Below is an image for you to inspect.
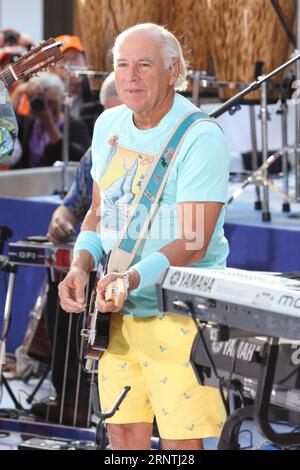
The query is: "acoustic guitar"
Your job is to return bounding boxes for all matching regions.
[0,37,63,87]
[82,275,126,370]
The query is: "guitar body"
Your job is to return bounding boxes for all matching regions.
[83,286,111,363]
[82,271,125,369]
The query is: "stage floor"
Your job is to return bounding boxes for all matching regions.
[225,175,300,272]
[0,376,297,451]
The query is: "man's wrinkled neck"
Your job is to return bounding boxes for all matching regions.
[133,91,175,130]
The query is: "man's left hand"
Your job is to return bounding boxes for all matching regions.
[96,270,140,313]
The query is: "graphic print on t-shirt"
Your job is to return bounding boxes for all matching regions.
[99,145,154,234]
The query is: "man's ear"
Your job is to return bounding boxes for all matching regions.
[169,60,180,85]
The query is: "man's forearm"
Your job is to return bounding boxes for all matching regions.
[71,206,101,273]
[72,250,95,274]
[160,238,206,267]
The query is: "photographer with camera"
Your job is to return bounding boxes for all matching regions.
[0,28,33,49]
[14,72,91,169]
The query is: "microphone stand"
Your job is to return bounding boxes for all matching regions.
[209,53,300,119]
[61,62,71,195]
[208,53,300,220]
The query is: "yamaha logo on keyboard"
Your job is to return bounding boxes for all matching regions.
[278,295,300,310]
[212,339,262,362]
[170,270,215,293]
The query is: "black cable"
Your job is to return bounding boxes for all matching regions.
[270,0,297,48]
[227,339,240,403]
[238,429,254,450]
[188,310,230,416]
[278,364,300,386]
[237,388,246,408]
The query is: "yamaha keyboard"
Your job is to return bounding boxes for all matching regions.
[156,267,300,340]
[157,267,300,446]
[191,329,300,414]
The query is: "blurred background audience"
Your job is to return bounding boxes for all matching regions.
[1,29,101,171]
[13,72,91,169]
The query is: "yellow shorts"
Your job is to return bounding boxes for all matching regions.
[98,313,226,440]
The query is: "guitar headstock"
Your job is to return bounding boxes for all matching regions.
[105,278,126,308]
[1,37,63,85]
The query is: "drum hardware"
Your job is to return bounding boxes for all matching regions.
[227,146,297,206]
[209,53,300,119]
[249,105,262,210]
[280,98,290,213]
[205,53,300,218]
[25,365,51,406]
[191,70,201,106]
[190,53,300,212]
[260,79,271,222]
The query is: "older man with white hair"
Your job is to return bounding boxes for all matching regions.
[59,23,230,450]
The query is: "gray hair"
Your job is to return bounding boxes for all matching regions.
[29,72,65,97]
[112,23,188,92]
[99,72,117,106]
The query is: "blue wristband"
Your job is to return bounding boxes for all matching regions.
[131,252,170,290]
[73,231,103,269]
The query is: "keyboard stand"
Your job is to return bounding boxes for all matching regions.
[218,336,300,449]
[0,258,24,410]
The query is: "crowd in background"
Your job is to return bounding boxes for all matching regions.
[0,27,102,171]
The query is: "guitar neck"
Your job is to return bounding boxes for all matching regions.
[0,67,16,88]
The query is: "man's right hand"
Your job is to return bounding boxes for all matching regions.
[48,216,75,244]
[58,267,89,313]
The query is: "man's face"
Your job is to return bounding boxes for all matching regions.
[114,31,174,116]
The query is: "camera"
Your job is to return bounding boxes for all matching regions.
[3,30,19,45]
[29,93,46,113]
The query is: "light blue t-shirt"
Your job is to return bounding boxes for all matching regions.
[91,93,230,317]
